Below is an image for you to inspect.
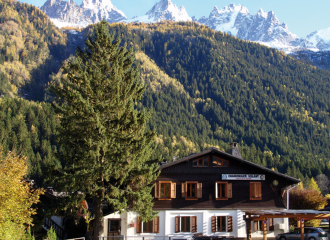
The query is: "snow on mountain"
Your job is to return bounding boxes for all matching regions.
[40,0,127,28]
[125,0,191,23]
[305,27,330,51]
[81,0,127,24]
[41,0,92,28]
[198,4,303,53]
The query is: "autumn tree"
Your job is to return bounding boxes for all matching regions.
[50,20,159,239]
[289,187,327,227]
[0,147,44,239]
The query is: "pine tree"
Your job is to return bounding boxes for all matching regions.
[50,21,160,239]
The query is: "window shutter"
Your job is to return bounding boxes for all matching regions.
[211,216,216,233]
[227,216,233,232]
[250,182,255,200]
[197,183,202,198]
[215,182,218,199]
[154,182,159,198]
[256,182,262,199]
[269,218,274,231]
[253,221,258,232]
[227,183,232,198]
[175,216,180,233]
[192,216,197,232]
[137,216,142,233]
[154,217,159,233]
[171,182,176,198]
[181,183,186,198]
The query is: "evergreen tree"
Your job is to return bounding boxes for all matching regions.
[49,21,159,239]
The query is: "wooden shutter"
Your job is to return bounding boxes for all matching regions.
[192,216,197,232]
[211,216,216,232]
[227,183,232,198]
[250,182,262,200]
[154,216,159,233]
[197,183,202,198]
[171,182,176,198]
[215,182,218,199]
[256,182,262,199]
[181,183,186,198]
[137,216,142,233]
[227,216,233,232]
[269,218,274,231]
[175,216,180,233]
[253,221,258,232]
[154,182,159,198]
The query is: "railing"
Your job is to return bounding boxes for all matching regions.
[44,217,65,239]
[98,236,168,240]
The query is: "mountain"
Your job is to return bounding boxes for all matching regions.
[40,0,127,28]
[305,27,330,51]
[3,0,330,184]
[198,4,301,52]
[126,0,191,23]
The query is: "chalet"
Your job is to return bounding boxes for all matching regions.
[103,143,302,240]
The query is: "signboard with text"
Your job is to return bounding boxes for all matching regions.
[222,174,265,180]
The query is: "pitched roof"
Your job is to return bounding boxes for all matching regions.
[159,147,300,183]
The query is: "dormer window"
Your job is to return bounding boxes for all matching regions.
[192,157,209,167]
[212,156,229,167]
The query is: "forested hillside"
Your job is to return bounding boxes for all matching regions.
[0,0,67,99]
[1,0,330,184]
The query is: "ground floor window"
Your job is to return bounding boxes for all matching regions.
[175,216,197,233]
[136,216,159,233]
[211,216,233,232]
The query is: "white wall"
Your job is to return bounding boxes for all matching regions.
[103,210,289,238]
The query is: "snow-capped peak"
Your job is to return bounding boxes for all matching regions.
[126,0,191,23]
[81,0,115,10]
[257,8,267,18]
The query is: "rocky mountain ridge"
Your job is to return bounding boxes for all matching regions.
[40,0,127,28]
[40,0,330,55]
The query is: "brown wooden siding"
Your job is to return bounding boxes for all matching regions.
[152,152,294,210]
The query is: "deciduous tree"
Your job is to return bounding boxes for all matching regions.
[0,147,44,239]
[50,20,159,239]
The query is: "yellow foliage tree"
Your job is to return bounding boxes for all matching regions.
[309,177,321,194]
[0,147,44,239]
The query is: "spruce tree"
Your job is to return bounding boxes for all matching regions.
[50,21,159,239]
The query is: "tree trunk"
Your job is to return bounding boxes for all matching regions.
[93,194,104,240]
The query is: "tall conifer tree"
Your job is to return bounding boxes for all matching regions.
[50,21,159,239]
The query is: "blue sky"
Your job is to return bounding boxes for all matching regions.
[19,0,330,37]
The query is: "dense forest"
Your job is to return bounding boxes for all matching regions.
[1,0,330,186]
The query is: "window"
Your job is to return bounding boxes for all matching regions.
[136,216,159,233]
[192,157,209,167]
[215,182,232,200]
[175,216,197,233]
[154,181,176,200]
[253,221,263,232]
[181,181,202,200]
[250,182,262,200]
[253,219,273,232]
[212,156,229,167]
[211,216,233,232]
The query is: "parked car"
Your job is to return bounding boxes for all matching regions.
[275,227,328,240]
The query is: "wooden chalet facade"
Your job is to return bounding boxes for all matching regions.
[103,144,300,240]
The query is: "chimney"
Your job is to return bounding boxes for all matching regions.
[228,142,242,159]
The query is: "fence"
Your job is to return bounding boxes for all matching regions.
[98,236,169,240]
